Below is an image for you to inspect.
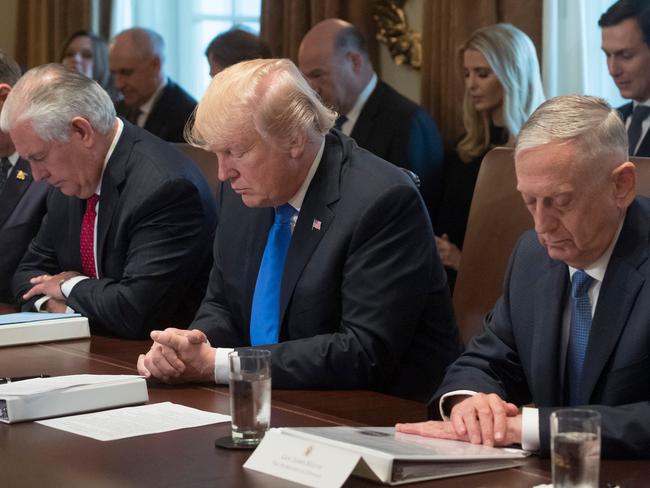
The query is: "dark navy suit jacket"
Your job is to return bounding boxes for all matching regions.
[191,131,461,401]
[116,79,196,143]
[618,102,650,157]
[0,158,48,303]
[13,121,217,338]
[350,80,444,221]
[435,198,650,458]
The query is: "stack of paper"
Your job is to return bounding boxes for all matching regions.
[0,312,89,347]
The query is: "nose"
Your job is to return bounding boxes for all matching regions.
[73,52,83,63]
[532,201,558,235]
[216,154,236,182]
[466,73,477,91]
[608,56,621,77]
[113,74,126,90]
[30,164,48,182]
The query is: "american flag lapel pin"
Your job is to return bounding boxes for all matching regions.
[311,218,322,231]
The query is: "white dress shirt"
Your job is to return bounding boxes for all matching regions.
[338,74,377,136]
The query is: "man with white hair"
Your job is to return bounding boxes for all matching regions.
[1,64,216,338]
[397,95,650,458]
[109,27,196,142]
[137,58,460,401]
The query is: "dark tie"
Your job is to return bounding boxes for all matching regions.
[80,194,99,278]
[126,107,142,126]
[627,105,650,155]
[334,114,348,131]
[0,157,11,194]
[566,270,594,405]
[249,204,295,345]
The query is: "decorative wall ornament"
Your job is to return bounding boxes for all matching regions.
[374,0,422,69]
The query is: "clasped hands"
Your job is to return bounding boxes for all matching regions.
[396,393,522,447]
[137,328,216,383]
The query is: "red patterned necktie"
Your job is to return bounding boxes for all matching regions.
[80,194,99,278]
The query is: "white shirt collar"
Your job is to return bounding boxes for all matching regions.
[568,216,625,283]
[632,99,650,109]
[340,73,377,136]
[287,137,325,212]
[7,151,19,166]
[138,78,168,120]
[95,118,124,196]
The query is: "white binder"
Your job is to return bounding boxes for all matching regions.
[0,376,148,423]
[0,313,90,347]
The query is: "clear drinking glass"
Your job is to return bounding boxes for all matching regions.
[228,348,271,446]
[550,408,601,488]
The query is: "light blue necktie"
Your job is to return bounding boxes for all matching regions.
[566,270,594,406]
[250,204,295,345]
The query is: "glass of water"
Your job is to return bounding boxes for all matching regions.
[228,349,271,446]
[550,408,601,488]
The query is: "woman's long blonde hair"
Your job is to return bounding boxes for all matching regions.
[457,23,545,162]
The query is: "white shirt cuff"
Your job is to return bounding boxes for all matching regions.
[438,390,477,419]
[214,347,234,384]
[521,407,540,451]
[34,296,49,311]
[60,276,89,297]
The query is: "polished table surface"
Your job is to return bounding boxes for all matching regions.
[0,336,648,487]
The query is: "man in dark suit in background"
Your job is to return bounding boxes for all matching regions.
[600,0,650,156]
[109,27,196,143]
[1,64,217,338]
[0,51,48,304]
[397,96,650,458]
[297,18,444,221]
[137,59,460,401]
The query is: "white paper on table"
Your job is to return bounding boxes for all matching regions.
[36,401,230,441]
[0,374,144,396]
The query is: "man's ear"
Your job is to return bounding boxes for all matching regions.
[611,161,636,208]
[0,83,12,103]
[288,130,307,160]
[346,51,363,74]
[70,116,95,147]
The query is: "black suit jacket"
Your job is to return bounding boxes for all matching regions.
[434,198,650,458]
[116,79,197,143]
[618,102,650,157]
[13,121,217,338]
[0,158,48,303]
[350,80,444,220]
[191,132,461,402]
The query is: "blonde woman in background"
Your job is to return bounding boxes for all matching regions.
[435,23,544,290]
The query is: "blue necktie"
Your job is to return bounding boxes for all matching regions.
[566,270,594,406]
[250,204,295,345]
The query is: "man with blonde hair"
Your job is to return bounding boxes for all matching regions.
[397,95,650,458]
[137,58,460,401]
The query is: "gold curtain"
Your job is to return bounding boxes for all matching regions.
[422,0,543,149]
[15,0,92,69]
[260,0,378,65]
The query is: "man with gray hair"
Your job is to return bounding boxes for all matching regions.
[1,64,216,338]
[0,50,48,304]
[298,18,444,220]
[136,58,460,401]
[397,95,650,458]
[109,27,196,142]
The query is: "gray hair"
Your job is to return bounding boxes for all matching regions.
[515,95,628,168]
[187,58,336,150]
[0,50,21,86]
[112,27,165,64]
[0,63,115,142]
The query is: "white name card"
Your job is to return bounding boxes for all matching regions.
[244,428,361,488]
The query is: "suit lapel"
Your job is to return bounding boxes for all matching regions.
[278,134,343,326]
[95,123,134,277]
[350,82,382,147]
[530,259,569,406]
[0,159,33,228]
[580,202,648,403]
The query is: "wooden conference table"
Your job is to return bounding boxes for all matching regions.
[0,334,648,487]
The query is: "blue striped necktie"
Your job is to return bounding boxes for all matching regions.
[250,204,295,345]
[566,269,594,405]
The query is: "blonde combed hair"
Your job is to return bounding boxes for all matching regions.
[457,23,545,162]
[185,58,336,151]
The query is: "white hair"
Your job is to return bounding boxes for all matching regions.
[0,63,115,142]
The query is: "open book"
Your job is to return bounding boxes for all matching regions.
[0,312,89,347]
[272,426,529,485]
